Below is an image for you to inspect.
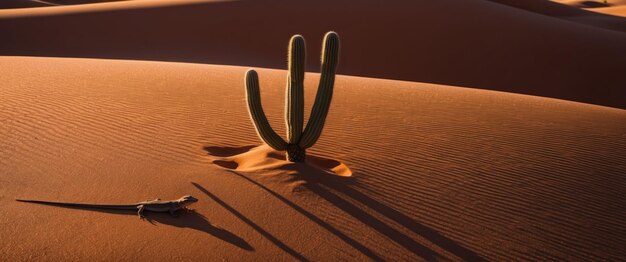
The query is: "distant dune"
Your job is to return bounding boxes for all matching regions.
[0,0,133,9]
[0,0,52,9]
[1,56,624,260]
[1,0,625,108]
[555,0,626,8]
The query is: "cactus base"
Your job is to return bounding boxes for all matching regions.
[286,144,306,162]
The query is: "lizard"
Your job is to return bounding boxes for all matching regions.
[15,195,198,219]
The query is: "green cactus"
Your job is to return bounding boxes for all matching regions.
[245,31,340,162]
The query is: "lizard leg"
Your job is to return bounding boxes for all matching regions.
[137,205,146,219]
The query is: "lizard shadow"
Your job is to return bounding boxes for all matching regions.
[146,212,254,251]
[192,182,308,261]
[29,204,254,251]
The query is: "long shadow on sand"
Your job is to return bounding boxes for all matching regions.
[205,145,485,261]
[15,201,253,251]
[192,182,309,262]
[302,172,487,261]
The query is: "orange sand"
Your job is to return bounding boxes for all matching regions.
[550,0,626,21]
[1,56,624,260]
[1,0,625,260]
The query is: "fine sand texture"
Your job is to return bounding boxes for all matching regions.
[1,56,625,261]
[1,0,626,108]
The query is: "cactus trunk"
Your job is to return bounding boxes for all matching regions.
[285,144,306,162]
[286,35,306,144]
[245,70,286,151]
[299,32,340,149]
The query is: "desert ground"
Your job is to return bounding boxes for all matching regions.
[1,0,625,261]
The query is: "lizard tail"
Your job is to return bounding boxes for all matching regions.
[15,199,137,210]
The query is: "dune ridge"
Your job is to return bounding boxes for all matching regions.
[1,56,624,260]
[555,0,626,8]
[1,0,626,108]
[487,0,626,32]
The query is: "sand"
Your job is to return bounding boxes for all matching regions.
[555,0,626,8]
[1,0,625,261]
[1,0,626,108]
[551,0,626,18]
[1,56,624,261]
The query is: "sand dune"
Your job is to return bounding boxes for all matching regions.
[1,0,625,108]
[1,0,625,260]
[1,56,624,260]
[0,0,54,9]
[488,0,626,32]
[0,0,134,9]
[585,5,626,17]
[558,0,626,17]
[555,0,626,8]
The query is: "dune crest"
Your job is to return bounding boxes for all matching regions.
[1,0,626,108]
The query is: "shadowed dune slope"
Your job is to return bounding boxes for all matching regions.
[0,0,53,9]
[1,56,625,260]
[0,0,52,8]
[487,0,626,31]
[1,0,625,108]
[0,0,132,9]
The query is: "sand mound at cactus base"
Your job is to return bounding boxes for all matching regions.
[206,145,353,178]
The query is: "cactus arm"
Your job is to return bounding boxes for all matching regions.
[299,31,340,149]
[286,35,306,144]
[245,69,286,151]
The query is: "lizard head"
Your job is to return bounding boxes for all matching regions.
[179,195,199,206]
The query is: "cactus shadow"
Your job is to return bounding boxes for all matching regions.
[578,1,610,7]
[204,145,485,261]
[204,145,257,157]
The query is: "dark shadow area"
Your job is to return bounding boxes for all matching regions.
[486,0,616,17]
[298,164,485,261]
[304,177,487,261]
[213,159,239,169]
[15,200,254,251]
[207,147,486,260]
[1,0,625,108]
[192,182,309,262]
[0,0,130,9]
[579,1,610,8]
[212,171,385,261]
[204,145,256,157]
[227,168,440,260]
[203,145,441,259]
[0,0,54,9]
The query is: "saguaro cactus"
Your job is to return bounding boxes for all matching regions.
[245,31,340,162]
